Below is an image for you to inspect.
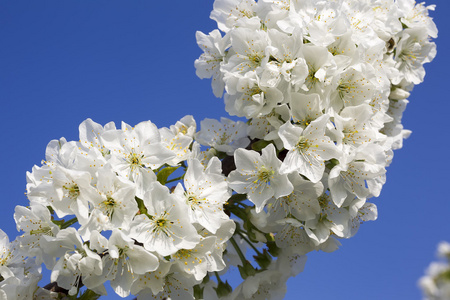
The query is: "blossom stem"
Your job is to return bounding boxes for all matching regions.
[215,271,223,283]
[60,217,78,229]
[237,231,262,255]
[229,236,247,266]
[238,225,266,237]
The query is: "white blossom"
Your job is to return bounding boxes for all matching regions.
[279,114,341,182]
[129,182,201,257]
[195,117,250,155]
[228,144,292,212]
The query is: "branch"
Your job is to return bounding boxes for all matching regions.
[43,282,69,295]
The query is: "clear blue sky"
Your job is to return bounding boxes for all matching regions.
[0,1,449,299]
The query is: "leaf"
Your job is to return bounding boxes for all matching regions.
[227,193,247,204]
[135,196,148,215]
[251,139,272,152]
[156,166,179,185]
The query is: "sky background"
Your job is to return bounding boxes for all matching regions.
[0,1,449,299]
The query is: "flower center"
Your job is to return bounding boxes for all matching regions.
[249,86,262,97]
[30,226,53,236]
[238,9,254,19]
[101,196,116,218]
[128,152,143,170]
[156,218,167,228]
[343,129,360,144]
[174,249,192,260]
[248,54,263,67]
[118,246,129,258]
[219,131,232,144]
[317,193,331,222]
[328,46,340,56]
[305,63,319,89]
[297,116,314,128]
[152,214,173,236]
[0,249,11,266]
[398,49,418,64]
[254,166,274,184]
[186,194,200,209]
[296,136,310,152]
[318,193,330,208]
[63,183,80,200]
[338,81,356,99]
[179,125,188,135]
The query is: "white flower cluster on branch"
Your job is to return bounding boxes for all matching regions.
[194,0,437,298]
[0,0,438,299]
[18,117,237,299]
[419,242,450,300]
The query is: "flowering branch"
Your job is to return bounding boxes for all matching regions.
[0,0,438,299]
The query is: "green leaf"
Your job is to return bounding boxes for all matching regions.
[135,196,148,215]
[156,166,179,185]
[227,193,247,204]
[226,205,247,220]
[251,140,271,152]
[77,289,101,300]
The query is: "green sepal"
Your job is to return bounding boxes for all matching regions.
[254,249,272,269]
[267,240,281,257]
[325,158,340,170]
[193,284,204,300]
[214,280,233,298]
[238,261,257,279]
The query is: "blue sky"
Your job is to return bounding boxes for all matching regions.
[0,1,449,299]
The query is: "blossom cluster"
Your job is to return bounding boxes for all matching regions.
[7,117,236,299]
[0,0,438,299]
[193,0,437,298]
[419,242,450,300]
[0,228,54,299]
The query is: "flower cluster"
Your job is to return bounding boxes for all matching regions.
[0,0,438,299]
[0,229,55,299]
[12,117,235,299]
[419,242,450,300]
[195,0,438,159]
[193,0,437,298]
